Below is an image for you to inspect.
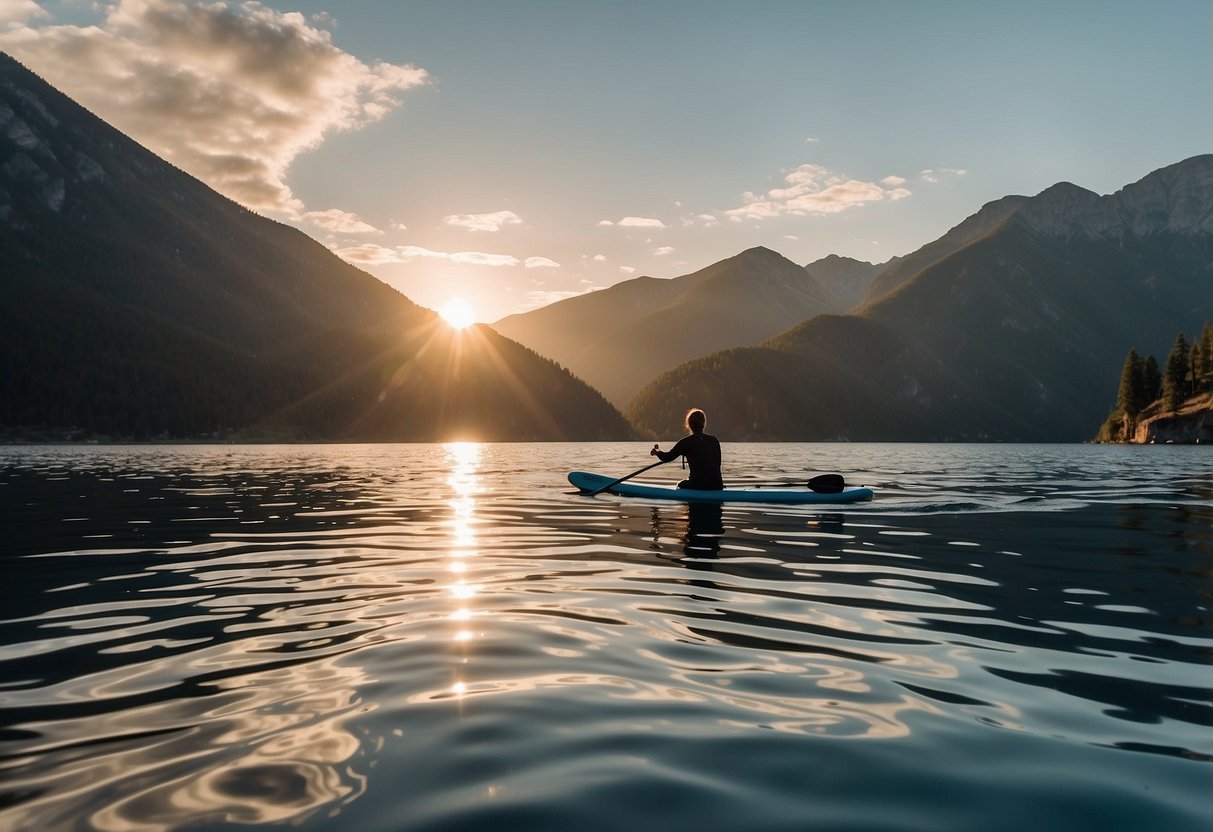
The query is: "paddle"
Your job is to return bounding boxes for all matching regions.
[807,474,846,493]
[586,446,664,496]
[745,474,847,493]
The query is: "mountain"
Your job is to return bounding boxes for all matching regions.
[628,156,1213,441]
[857,194,1028,306]
[492,246,878,406]
[0,53,631,441]
[803,254,884,312]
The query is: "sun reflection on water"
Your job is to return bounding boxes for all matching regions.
[443,442,483,699]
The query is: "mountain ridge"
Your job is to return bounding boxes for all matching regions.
[492,245,878,406]
[0,52,632,441]
[628,155,1212,441]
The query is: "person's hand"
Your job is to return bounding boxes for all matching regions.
[650,443,659,457]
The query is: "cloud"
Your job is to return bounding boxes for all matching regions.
[444,210,522,232]
[0,0,428,215]
[397,246,519,267]
[619,216,665,228]
[520,287,596,310]
[726,163,911,220]
[653,246,674,256]
[331,243,408,265]
[920,168,968,183]
[333,243,560,270]
[599,216,666,229]
[619,266,636,274]
[302,208,380,234]
[0,1,47,29]
[333,243,517,267]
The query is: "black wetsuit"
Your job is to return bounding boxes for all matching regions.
[654,431,723,490]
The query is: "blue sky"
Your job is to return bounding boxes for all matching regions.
[3,1,1209,320]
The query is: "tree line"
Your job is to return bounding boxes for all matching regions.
[1100,322,1213,441]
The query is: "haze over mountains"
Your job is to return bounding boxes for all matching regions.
[629,156,1212,440]
[493,248,881,406]
[2,50,1206,445]
[497,156,1209,442]
[0,53,631,441]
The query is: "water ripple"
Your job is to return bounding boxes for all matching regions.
[0,443,1209,832]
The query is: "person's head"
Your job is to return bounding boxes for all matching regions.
[685,408,707,433]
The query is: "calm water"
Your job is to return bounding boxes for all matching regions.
[0,443,1209,832]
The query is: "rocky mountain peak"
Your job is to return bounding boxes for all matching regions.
[1111,154,1213,236]
[734,245,796,267]
[1015,154,1213,238]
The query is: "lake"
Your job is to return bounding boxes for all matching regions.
[0,443,1209,831]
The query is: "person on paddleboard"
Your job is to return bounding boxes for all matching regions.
[650,408,724,490]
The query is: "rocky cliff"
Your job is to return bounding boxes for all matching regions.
[1130,394,1213,444]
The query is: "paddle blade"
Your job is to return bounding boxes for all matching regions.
[807,474,845,493]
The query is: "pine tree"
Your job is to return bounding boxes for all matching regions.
[1162,332,1190,413]
[1192,337,1206,394]
[1195,321,1213,391]
[1115,349,1147,434]
[1143,354,1162,402]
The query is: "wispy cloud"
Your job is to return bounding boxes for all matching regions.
[303,208,380,234]
[653,246,674,256]
[444,210,522,232]
[334,243,515,267]
[920,168,968,183]
[333,243,561,270]
[331,243,410,265]
[726,163,911,220]
[520,285,597,311]
[0,0,427,215]
[396,245,519,267]
[598,216,666,229]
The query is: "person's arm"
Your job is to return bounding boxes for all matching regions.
[651,437,688,463]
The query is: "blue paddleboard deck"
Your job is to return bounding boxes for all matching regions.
[568,471,874,505]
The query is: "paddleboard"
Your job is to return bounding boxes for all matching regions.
[568,471,874,505]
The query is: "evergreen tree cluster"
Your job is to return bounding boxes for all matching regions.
[1100,322,1213,441]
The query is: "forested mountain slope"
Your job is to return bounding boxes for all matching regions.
[629,156,1212,441]
[0,53,631,441]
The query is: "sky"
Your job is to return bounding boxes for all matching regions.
[1,0,1209,322]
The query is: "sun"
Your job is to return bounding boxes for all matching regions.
[439,298,476,330]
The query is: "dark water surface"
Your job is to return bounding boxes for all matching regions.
[0,443,1209,831]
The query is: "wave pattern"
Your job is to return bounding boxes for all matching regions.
[0,443,1209,831]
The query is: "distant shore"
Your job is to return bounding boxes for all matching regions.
[1096,392,1213,445]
